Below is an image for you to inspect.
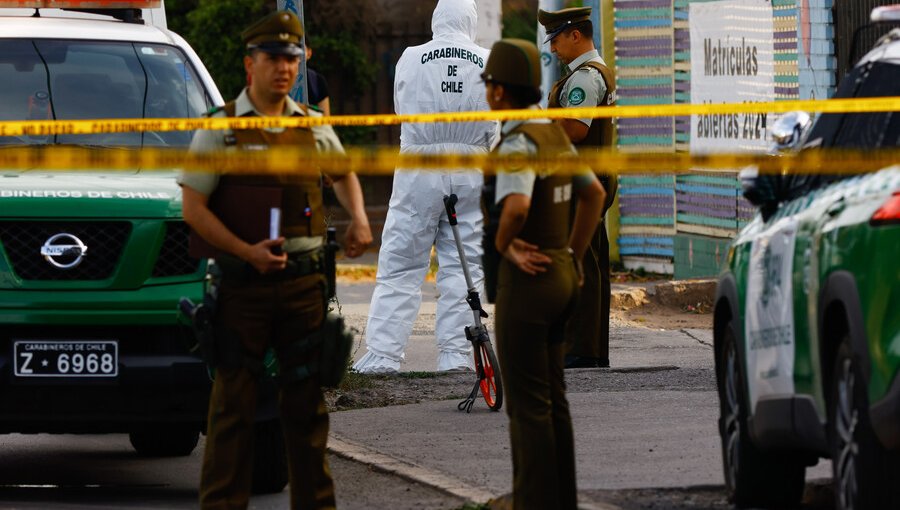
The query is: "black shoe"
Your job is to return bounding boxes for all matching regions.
[565,355,602,369]
[597,358,610,368]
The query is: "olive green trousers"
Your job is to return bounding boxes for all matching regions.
[566,177,618,360]
[495,251,579,510]
[199,273,335,510]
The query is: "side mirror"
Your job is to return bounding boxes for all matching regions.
[739,166,781,221]
[770,111,812,153]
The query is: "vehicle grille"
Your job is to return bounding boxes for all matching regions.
[0,221,130,281]
[153,222,201,278]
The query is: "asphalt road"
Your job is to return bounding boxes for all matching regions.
[0,281,838,509]
[0,434,463,509]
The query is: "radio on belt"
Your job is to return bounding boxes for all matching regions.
[0,1,160,7]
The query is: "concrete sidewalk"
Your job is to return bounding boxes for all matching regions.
[328,273,831,509]
[329,275,723,509]
[328,324,721,510]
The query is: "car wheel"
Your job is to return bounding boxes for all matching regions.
[717,320,805,508]
[129,426,199,457]
[829,338,900,510]
[251,418,289,495]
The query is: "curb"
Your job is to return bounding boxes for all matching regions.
[328,433,624,510]
[327,433,495,503]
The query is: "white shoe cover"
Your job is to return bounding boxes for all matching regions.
[352,351,401,374]
[437,350,474,372]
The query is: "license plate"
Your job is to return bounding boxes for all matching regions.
[13,341,118,378]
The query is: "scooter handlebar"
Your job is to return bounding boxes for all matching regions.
[443,194,459,226]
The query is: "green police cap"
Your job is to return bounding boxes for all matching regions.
[538,7,592,43]
[241,11,304,56]
[481,39,541,89]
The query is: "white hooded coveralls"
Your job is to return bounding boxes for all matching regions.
[355,0,497,373]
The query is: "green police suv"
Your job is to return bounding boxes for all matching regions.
[713,13,900,510]
[0,5,220,457]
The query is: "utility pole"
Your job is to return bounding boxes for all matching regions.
[277,0,309,106]
[537,0,562,108]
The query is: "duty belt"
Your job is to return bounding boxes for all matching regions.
[216,248,325,283]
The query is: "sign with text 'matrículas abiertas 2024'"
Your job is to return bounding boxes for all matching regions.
[690,0,775,154]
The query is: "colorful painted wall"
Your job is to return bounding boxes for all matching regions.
[607,0,836,277]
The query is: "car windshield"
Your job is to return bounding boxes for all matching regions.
[0,39,212,148]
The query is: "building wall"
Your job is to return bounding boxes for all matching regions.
[613,0,676,274]
[608,0,842,277]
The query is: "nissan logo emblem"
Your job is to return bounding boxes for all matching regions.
[40,233,88,269]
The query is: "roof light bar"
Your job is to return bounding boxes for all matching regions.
[871,6,900,23]
[0,1,160,8]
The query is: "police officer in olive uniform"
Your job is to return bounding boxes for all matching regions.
[539,7,618,369]
[483,38,606,510]
[178,11,372,510]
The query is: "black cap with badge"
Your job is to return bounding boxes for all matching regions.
[538,7,592,44]
[241,11,304,56]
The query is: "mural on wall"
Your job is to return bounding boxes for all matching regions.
[611,0,820,277]
[689,0,775,154]
[613,0,676,275]
[675,0,776,253]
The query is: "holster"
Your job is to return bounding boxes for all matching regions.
[323,227,339,300]
[481,177,502,304]
[195,291,218,366]
[276,312,354,388]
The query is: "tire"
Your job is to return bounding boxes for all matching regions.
[478,341,503,412]
[251,418,288,495]
[129,426,199,457]
[829,337,900,510]
[716,321,805,508]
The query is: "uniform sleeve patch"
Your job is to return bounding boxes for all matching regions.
[568,87,586,106]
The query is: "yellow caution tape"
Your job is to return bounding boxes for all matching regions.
[1,97,900,136]
[0,146,897,175]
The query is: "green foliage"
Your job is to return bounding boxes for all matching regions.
[502,7,537,42]
[399,371,441,379]
[165,0,379,144]
[307,32,377,95]
[334,126,378,146]
[163,0,198,37]
[338,370,376,391]
[454,504,489,510]
[181,0,267,100]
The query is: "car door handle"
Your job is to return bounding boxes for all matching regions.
[826,198,846,217]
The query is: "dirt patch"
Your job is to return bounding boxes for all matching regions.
[325,372,473,412]
[613,302,712,331]
[611,279,714,331]
[325,365,714,413]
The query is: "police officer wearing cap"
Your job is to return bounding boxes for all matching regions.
[178,10,372,510]
[482,38,605,509]
[539,6,618,369]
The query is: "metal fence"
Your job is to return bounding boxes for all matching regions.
[834,0,898,79]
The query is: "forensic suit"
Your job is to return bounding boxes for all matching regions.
[355,0,497,373]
